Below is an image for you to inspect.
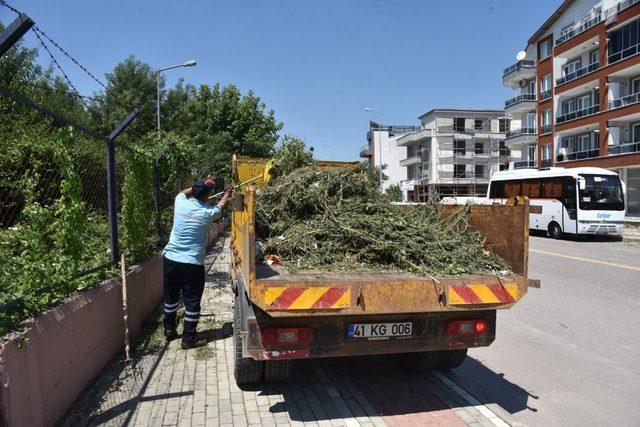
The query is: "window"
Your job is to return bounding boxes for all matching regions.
[562,98,575,114]
[562,136,575,149]
[560,23,574,36]
[499,140,509,155]
[563,177,577,216]
[454,164,466,178]
[542,144,551,161]
[527,145,536,161]
[407,146,414,157]
[453,117,466,132]
[474,119,483,130]
[539,39,552,59]
[608,17,640,63]
[525,112,536,129]
[475,141,485,154]
[542,178,563,199]
[499,118,510,133]
[540,74,552,94]
[577,94,591,111]
[474,165,486,178]
[631,77,640,94]
[632,122,640,142]
[589,49,599,65]
[542,109,552,127]
[577,134,593,152]
[563,59,582,77]
[528,80,536,94]
[504,181,522,197]
[454,140,466,155]
[522,180,541,198]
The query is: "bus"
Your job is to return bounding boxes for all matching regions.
[487,167,625,238]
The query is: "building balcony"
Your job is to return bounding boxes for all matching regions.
[359,144,372,158]
[540,159,552,168]
[540,124,552,135]
[556,62,599,86]
[608,40,640,64]
[438,171,491,182]
[400,179,421,190]
[555,14,602,46]
[503,60,536,87]
[399,155,422,167]
[556,105,599,124]
[505,93,537,114]
[605,0,640,24]
[608,141,640,155]
[396,128,432,147]
[505,128,537,145]
[540,89,552,101]
[608,92,640,110]
[556,148,600,162]
[514,160,536,169]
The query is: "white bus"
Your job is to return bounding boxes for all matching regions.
[487,167,625,238]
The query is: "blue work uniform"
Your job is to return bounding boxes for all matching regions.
[162,193,221,340]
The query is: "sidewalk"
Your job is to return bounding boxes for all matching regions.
[61,235,511,427]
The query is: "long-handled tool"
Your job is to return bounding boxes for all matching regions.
[208,159,275,199]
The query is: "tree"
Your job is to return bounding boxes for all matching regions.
[385,184,404,202]
[271,135,315,178]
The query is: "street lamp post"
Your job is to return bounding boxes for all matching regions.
[364,107,382,186]
[156,59,197,137]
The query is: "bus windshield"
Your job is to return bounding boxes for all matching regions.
[578,174,624,211]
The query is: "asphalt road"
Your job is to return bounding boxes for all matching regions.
[450,235,640,426]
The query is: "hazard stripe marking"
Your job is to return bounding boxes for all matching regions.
[265,287,351,310]
[449,283,518,305]
[311,287,347,309]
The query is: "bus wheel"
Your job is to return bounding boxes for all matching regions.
[548,222,562,239]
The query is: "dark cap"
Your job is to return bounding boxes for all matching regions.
[192,180,214,198]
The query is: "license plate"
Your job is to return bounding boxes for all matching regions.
[347,322,412,339]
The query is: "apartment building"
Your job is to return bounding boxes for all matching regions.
[360,121,421,191]
[502,0,640,216]
[395,109,510,201]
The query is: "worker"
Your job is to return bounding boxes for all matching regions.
[162,178,233,349]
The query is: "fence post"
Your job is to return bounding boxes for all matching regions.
[105,138,119,264]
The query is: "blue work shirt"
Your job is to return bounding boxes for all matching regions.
[163,193,222,265]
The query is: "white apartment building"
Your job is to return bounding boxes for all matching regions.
[502,0,640,216]
[395,109,510,201]
[360,121,421,191]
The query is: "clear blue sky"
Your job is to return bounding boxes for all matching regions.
[2,0,560,161]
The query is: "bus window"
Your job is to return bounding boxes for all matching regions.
[563,177,577,219]
[504,181,522,197]
[542,178,563,199]
[489,181,505,198]
[522,180,541,198]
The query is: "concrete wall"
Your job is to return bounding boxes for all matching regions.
[0,220,227,427]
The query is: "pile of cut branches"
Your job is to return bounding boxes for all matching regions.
[255,164,510,276]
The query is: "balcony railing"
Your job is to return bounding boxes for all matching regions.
[555,14,602,45]
[359,144,372,157]
[506,128,537,139]
[505,93,536,108]
[540,124,552,134]
[514,160,536,168]
[556,104,599,124]
[609,40,640,64]
[609,92,640,109]
[503,60,536,76]
[540,89,552,101]
[605,0,640,19]
[556,61,599,85]
[608,141,640,155]
[399,155,422,166]
[556,148,600,162]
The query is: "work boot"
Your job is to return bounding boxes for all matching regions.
[181,336,208,349]
[164,328,178,341]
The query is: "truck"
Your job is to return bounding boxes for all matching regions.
[229,156,539,383]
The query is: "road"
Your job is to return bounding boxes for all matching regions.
[453,235,640,426]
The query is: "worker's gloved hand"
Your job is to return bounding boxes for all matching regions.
[224,186,234,196]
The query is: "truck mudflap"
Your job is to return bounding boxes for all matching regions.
[251,274,529,317]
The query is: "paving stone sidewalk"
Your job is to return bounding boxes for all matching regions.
[62,235,508,427]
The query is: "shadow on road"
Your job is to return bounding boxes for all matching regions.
[242,353,535,423]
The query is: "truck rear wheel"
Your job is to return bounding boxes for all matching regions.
[438,349,467,370]
[263,360,293,382]
[233,296,263,384]
[398,350,443,372]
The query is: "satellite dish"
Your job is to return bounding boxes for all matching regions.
[516,51,527,61]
